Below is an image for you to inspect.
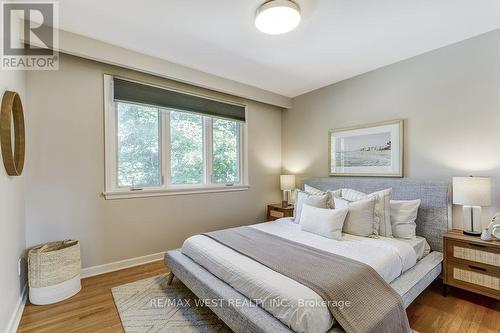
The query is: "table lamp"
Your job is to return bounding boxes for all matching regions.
[280,175,295,208]
[452,176,491,236]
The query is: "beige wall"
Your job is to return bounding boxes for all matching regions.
[0,71,26,332]
[25,54,282,268]
[283,29,500,230]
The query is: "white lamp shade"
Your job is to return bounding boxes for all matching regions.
[452,176,491,206]
[280,175,296,190]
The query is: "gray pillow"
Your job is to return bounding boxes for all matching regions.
[341,188,392,237]
[334,196,377,237]
[304,184,341,208]
[294,190,329,224]
[304,184,326,195]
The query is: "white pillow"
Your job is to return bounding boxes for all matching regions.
[334,197,377,237]
[293,191,329,224]
[341,188,392,237]
[300,204,348,240]
[390,200,421,239]
[304,184,341,208]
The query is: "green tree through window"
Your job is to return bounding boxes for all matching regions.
[117,102,160,187]
[213,118,240,183]
[170,111,204,184]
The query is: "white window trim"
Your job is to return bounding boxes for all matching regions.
[103,75,249,200]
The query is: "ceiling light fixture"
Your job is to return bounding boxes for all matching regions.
[255,0,301,35]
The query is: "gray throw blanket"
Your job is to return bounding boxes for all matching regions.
[204,226,411,333]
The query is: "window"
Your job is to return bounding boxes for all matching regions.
[116,102,160,187]
[212,118,240,184]
[169,111,204,185]
[104,76,247,199]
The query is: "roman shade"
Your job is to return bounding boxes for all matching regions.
[113,78,246,122]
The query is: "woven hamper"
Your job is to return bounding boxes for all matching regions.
[28,240,82,305]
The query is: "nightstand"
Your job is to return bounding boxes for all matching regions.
[267,204,294,221]
[443,229,500,300]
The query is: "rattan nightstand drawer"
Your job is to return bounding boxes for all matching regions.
[445,261,499,299]
[266,204,294,221]
[446,239,500,267]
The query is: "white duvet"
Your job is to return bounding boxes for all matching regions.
[181,218,426,333]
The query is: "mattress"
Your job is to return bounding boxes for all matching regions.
[181,218,429,333]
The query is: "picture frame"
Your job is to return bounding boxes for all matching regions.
[329,119,404,177]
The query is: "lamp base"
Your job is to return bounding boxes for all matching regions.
[463,230,482,236]
[462,205,482,236]
[282,190,292,208]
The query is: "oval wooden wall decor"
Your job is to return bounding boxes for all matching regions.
[0,91,25,176]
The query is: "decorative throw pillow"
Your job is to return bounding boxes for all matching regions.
[341,188,392,237]
[304,184,341,208]
[334,197,377,237]
[300,204,348,240]
[293,190,329,224]
[304,184,326,195]
[390,199,421,239]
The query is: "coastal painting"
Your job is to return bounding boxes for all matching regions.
[329,120,403,177]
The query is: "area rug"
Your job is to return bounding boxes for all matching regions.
[112,273,418,333]
[111,273,232,332]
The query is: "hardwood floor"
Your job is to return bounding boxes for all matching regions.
[18,261,169,333]
[407,281,499,333]
[18,261,498,333]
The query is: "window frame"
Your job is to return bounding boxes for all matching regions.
[103,75,249,199]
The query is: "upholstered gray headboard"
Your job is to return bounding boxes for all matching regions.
[302,177,452,252]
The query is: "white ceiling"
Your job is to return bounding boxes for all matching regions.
[56,0,500,97]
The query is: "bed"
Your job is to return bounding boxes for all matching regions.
[165,177,451,333]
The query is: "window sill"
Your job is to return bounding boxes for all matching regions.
[102,185,250,200]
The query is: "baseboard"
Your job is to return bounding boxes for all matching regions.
[6,284,27,333]
[81,252,165,278]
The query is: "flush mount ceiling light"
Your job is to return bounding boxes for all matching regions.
[255,0,301,35]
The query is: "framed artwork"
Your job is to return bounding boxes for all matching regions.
[329,119,403,177]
